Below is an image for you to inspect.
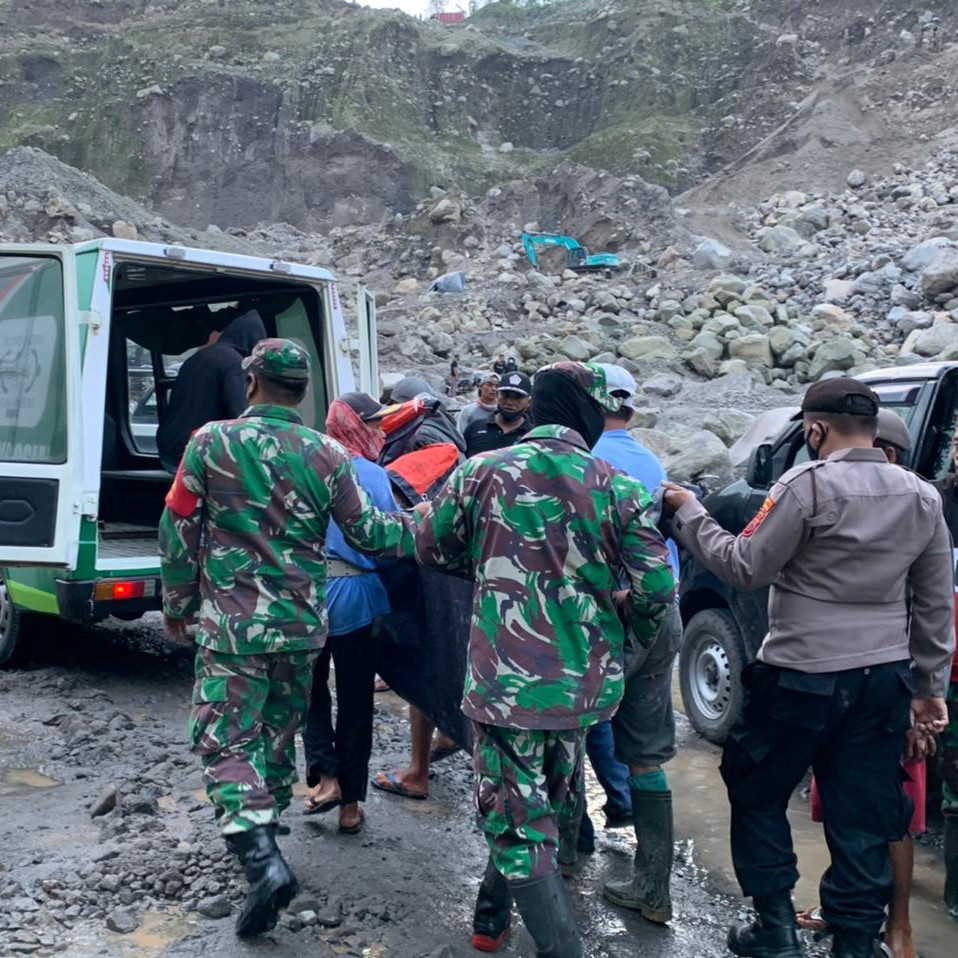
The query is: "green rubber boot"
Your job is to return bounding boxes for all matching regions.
[603,788,673,923]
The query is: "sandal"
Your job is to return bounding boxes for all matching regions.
[429,744,461,763]
[370,770,428,801]
[339,808,365,835]
[302,789,342,816]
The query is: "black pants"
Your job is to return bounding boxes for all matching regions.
[720,659,913,938]
[302,625,375,804]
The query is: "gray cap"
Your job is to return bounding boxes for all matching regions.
[876,408,911,452]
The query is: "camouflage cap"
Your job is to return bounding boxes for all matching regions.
[242,337,310,382]
[535,361,619,411]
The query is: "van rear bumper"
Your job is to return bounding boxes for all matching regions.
[55,578,163,623]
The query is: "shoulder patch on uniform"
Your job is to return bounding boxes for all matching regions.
[165,464,200,517]
[741,495,775,538]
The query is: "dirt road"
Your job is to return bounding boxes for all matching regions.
[0,617,953,956]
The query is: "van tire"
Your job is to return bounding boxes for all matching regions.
[679,608,746,745]
[0,577,23,668]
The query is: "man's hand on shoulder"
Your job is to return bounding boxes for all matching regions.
[661,481,694,517]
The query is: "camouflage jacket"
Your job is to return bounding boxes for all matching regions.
[414,424,677,730]
[159,404,414,655]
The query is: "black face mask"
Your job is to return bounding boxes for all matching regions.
[804,422,827,461]
[498,404,526,424]
[529,369,605,448]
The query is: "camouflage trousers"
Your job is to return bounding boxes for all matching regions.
[472,722,585,880]
[943,681,958,818]
[190,645,316,835]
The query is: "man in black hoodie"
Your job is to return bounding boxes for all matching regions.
[157,310,267,473]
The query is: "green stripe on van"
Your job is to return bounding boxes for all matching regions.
[6,581,59,614]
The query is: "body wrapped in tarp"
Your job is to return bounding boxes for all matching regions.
[376,563,475,751]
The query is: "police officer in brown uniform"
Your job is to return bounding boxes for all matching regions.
[662,379,955,958]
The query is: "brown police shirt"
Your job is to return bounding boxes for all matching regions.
[671,446,955,697]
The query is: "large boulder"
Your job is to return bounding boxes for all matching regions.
[902,237,953,273]
[702,409,756,447]
[920,248,958,299]
[683,347,717,378]
[428,196,462,224]
[558,334,596,362]
[634,427,733,483]
[768,325,808,358]
[688,330,725,360]
[733,304,774,328]
[806,337,862,380]
[692,239,733,271]
[728,333,774,367]
[758,225,804,256]
[618,335,677,362]
[911,322,958,357]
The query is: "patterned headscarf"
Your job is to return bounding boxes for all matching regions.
[326,398,385,462]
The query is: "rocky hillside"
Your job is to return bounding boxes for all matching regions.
[2,0,957,232]
[3,1,958,484]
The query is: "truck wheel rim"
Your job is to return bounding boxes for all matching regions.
[0,580,11,640]
[691,638,731,721]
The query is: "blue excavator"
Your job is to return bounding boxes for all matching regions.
[521,231,622,274]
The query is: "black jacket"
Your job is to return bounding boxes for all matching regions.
[156,310,266,472]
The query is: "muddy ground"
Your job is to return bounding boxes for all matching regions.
[0,617,954,958]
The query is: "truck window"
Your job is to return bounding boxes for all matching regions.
[0,256,67,463]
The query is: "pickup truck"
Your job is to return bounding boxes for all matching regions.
[0,240,378,666]
[677,361,958,743]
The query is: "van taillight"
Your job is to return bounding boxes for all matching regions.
[94,580,147,601]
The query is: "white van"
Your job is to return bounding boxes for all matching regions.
[0,239,378,664]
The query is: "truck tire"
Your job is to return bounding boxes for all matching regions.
[0,576,23,668]
[679,608,746,745]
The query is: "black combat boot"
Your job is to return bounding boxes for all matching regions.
[225,825,299,938]
[603,788,673,923]
[557,781,586,878]
[509,872,582,958]
[471,856,512,953]
[945,815,958,919]
[727,890,802,958]
[830,929,882,957]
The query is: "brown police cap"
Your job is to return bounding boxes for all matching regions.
[876,407,911,451]
[794,378,880,419]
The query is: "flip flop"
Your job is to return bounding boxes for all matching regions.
[302,792,342,816]
[370,770,428,801]
[339,808,365,835]
[374,678,390,693]
[429,744,461,763]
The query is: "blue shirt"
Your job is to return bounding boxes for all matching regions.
[593,429,680,581]
[326,456,399,637]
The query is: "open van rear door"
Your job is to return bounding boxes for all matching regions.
[355,286,379,397]
[0,247,84,567]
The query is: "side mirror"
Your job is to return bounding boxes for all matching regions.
[746,442,773,488]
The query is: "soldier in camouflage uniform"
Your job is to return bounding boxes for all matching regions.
[159,339,412,939]
[413,361,677,957]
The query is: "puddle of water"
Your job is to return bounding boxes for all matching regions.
[110,908,195,957]
[669,739,958,958]
[2,767,60,788]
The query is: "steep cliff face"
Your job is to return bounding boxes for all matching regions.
[0,0,956,231]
